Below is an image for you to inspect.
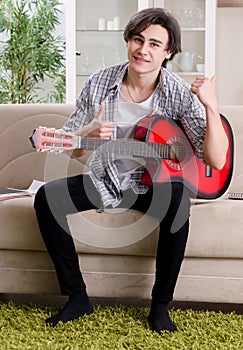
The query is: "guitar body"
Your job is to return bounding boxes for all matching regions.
[134,115,234,199]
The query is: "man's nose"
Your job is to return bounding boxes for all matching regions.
[139,42,149,54]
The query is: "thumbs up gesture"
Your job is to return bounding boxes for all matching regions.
[77,103,115,139]
[191,75,218,110]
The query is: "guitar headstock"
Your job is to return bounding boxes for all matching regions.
[30,127,79,152]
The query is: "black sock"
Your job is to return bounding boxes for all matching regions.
[148,300,177,333]
[46,290,93,327]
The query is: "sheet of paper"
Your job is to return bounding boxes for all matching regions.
[0,180,46,201]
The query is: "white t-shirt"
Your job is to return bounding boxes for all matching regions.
[115,91,154,190]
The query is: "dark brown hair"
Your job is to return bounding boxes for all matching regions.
[123,8,181,67]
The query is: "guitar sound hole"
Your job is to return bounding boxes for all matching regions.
[170,142,186,163]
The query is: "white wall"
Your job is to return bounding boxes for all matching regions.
[216,7,243,105]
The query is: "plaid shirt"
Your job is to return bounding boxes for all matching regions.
[63,62,206,208]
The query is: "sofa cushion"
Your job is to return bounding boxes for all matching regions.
[1,195,242,259]
[0,197,45,250]
[0,197,160,255]
[68,209,160,256]
[189,197,243,258]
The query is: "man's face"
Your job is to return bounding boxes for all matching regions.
[127,24,172,75]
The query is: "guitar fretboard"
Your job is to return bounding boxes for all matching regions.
[79,137,172,159]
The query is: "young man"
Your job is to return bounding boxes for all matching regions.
[34,8,228,333]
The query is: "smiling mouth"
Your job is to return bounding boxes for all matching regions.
[134,55,150,63]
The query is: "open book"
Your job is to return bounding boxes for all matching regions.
[0,180,45,201]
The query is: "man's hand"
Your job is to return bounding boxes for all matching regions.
[191,75,218,110]
[70,103,115,158]
[191,75,229,170]
[76,103,114,139]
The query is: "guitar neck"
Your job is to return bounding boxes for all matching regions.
[79,136,171,159]
[31,126,173,160]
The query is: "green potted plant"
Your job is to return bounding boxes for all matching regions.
[0,0,66,103]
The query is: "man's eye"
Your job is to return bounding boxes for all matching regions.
[134,37,143,43]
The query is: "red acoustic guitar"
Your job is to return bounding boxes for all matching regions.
[30,114,234,199]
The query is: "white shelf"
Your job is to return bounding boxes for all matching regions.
[177,71,204,76]
[76,29,124,32]
[181,27,205,31]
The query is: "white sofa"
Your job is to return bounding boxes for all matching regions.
[0,104,242,305]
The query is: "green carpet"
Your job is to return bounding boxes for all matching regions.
[0,302,242,350]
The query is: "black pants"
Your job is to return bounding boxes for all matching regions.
[34,174,191,303]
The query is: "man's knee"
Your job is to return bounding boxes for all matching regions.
[34,184,47,211]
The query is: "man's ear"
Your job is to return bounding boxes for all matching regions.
[165,51,172,60]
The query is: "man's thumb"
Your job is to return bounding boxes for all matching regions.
[96,103,105,121]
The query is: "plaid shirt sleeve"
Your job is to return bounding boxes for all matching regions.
[62,78,98,132]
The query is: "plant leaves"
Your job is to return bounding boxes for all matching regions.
[0,0,65,103]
